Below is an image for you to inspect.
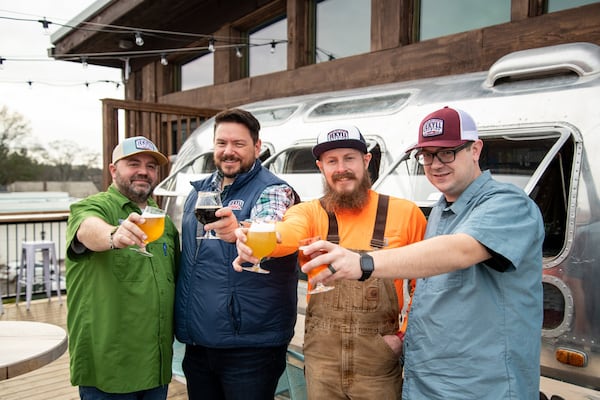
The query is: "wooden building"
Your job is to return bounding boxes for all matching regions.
[49,0,600,188]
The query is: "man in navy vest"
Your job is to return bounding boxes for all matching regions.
[175,108,299,400]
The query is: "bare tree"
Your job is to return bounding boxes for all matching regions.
[42,140,101,181]
[0,106,40,188]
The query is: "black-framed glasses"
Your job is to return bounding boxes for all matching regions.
[415,142,472,166]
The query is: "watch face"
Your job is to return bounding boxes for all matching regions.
[359,253,374,281]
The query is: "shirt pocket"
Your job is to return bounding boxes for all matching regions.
[111,250,145,282]
[420,269,464,293]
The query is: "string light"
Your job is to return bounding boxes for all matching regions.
[38,17,51,35]
[135,32,144,46]
[0,56,5,69]
[160,53,168,66]
[0,79,123,89]
[0,14,305,65]
[81,57,88,69]
[235,47,243,58]
[123,58,130,83]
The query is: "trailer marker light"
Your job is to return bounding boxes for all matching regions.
[555,347,587,367]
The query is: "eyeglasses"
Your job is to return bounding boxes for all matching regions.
[415,142,471,166]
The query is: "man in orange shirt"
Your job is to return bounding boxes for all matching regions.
[233,125,426,399]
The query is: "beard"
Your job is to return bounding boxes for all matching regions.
[113,171,155,204]
[216,154,254,179]
[320,170,372,213]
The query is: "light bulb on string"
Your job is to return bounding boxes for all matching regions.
[0,57,5,70]
[135,32,144,46]
[270,40,276,54]
[123,58,130,83]
[27,81,33,89]
[81,57,88,69]
[160,54,168,66]
[235,47,243,58]
[38,18,51,35]
[208,38,216,52]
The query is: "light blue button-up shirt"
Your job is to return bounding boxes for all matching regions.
[403,171,544,400]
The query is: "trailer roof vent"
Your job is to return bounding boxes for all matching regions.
[484,42,600,88]
[307,92,411,119]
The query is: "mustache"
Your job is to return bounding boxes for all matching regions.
[220,155,240,163]
[332,171,356,181]
[130,174,152,184]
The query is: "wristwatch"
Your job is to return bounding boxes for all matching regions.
[358,252,374,281]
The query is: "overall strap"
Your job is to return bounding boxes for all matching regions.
[319,198,340,244]
[318,194,389,249]
[370,194,389,249]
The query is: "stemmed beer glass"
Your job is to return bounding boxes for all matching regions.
[298,236,335,294]
[243,220,277,274]
[130,206,166,257]
[194,191,222,239]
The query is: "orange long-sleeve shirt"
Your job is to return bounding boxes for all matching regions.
[271,190,426,330]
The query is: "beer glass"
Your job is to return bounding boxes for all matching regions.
[243,220,277,274]
[195,191,222,239]
[298,236,334,294]
[130,206,166,257]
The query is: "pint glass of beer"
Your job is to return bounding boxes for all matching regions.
[131,206,166,257]
[243,220,277,274]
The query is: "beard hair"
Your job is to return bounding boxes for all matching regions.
[216,156,254,179]
[113,171,154,204]
[320,170,372,213]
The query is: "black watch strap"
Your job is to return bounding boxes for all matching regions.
[358,253,374,281]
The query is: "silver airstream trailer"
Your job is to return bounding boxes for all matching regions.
[158,42,600,399]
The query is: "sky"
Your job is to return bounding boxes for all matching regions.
[0,0,123,165]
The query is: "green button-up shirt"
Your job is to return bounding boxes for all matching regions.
[66,185,180,393]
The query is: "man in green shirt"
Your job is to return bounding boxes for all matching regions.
[66,136,180,399]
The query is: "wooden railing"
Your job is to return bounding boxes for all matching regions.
[101,99,220,191]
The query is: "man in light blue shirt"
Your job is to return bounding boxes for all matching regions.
[300,106,545,399]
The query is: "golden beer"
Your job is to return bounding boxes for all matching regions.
[246,229,277,260]
[139,215,165,243]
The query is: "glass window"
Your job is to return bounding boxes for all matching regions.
[419,0,510,41]
[547,0,599,12]
[249,17,287,77]
[316,0,371,63]
[181,52,214,91]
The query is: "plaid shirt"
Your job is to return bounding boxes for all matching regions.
[209,166,296,222]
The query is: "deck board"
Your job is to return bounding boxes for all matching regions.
[0,298,187,400]
[0,292,304,399]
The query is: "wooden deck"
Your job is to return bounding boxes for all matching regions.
[0,298,188,400]
[0,287,306,399]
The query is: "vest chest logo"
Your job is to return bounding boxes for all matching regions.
[227,199,244,210]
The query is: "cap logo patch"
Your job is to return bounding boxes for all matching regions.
[326,129,350,141]
[422,118,444,138]
[134,138,157,151]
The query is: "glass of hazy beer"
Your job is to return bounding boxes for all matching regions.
[243,220,277,274]
[298,236,335,294]
[131,206,166,257]
[194,191,222,239]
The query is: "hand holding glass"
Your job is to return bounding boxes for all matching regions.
[130,206,166,257]
[243,221,277,274]
[195,191,222,239]
[299,236,334,294]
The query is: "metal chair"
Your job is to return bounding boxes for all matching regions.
[16,240,63,310]
[275,348,306,400]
